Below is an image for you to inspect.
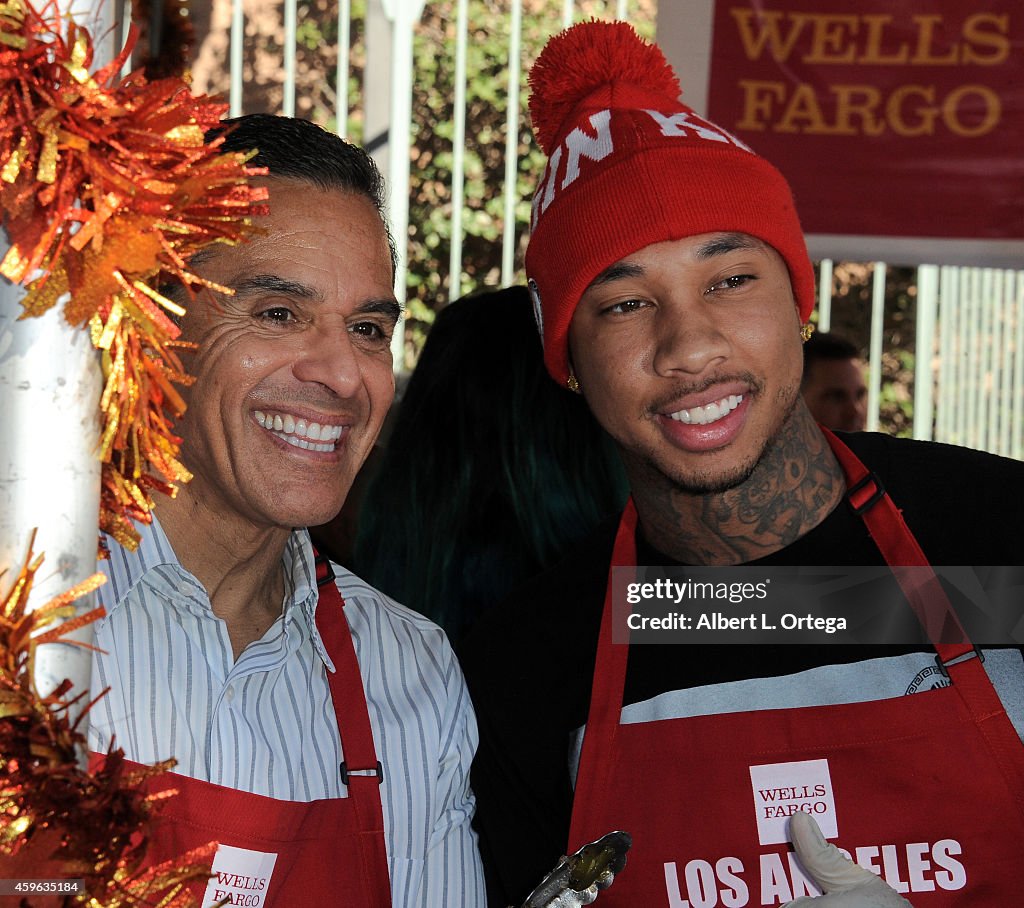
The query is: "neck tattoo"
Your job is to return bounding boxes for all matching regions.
[629,404,845,565]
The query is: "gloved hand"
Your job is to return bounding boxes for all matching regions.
[528,856,616,908]
[784,811,914,907]
[538,879,602,908]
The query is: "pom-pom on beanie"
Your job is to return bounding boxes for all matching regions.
[524,21,816,385]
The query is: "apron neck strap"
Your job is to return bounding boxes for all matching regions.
[313,551,392,907]
[820,428,972,657]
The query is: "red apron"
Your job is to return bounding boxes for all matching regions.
[569,431,1024,906]
[90,555,391,908]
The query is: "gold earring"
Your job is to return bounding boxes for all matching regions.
[567,371,580,392]
[800,323,815,343]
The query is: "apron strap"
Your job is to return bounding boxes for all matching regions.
[821,428,973,661]
[567,502,637,852]
[314,551,392,908]
[821,430,1024,809]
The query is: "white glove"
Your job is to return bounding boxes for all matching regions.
[536,862,615,908]
[540,884,600,907]
[784,811,914,907]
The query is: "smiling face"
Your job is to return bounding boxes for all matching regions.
[172,178,399,532]
[568,232,804,494]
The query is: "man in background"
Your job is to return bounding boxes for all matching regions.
[802,331,868,431]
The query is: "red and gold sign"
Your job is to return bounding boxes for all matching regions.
[666,0,1024,261]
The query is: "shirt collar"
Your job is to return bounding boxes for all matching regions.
[100,516,180,608]
[284,530,337,672]
[101,519,335,672]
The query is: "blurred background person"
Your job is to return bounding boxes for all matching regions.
[802,330,868,431]
[328,285,627,645]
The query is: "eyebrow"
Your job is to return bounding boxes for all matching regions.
[231,274,320,300]
[587,261,647,289]
[586,233,767,291]
[356,298,403,325]
[694,232,765,259]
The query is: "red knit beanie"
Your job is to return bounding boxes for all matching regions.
[524,21,816,385]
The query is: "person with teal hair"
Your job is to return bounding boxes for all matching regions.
[350,285,628,644]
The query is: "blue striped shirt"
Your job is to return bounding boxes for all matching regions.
[88,517,485,906]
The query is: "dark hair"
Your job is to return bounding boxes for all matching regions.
[350,286,628,643]
[803,331,861,383]
[209,114,397,275]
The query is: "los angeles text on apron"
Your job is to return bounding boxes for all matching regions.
[90,554,391,908]
[569,430,1024,906]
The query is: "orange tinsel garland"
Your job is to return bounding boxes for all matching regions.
[0,0,267,549]
[0,535,216,906]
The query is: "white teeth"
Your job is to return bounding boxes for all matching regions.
[254,410,345,450]
[669,394,743,426]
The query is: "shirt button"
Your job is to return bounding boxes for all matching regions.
[225,685,236,702]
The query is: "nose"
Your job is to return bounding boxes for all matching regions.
[651,300,729,377]
[848,396,867,431]
[291,324,365,398]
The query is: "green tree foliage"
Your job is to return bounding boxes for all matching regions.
[402,1,655,360]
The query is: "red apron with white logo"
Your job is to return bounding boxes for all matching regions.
[90,555,391,908]
[569,431,1024,906]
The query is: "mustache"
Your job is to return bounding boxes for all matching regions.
[646,371,765,415]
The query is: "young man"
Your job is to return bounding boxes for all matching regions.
[87,115,485,907]
[460,22,1024,908]
[802,332,868,432]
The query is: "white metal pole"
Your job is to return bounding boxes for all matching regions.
[230,0,244,117]
[283,0,297,117]
[501,0,523,286]
[1012,271,1024,461]
[0,0,114,729]
[996,270,1012,456]
[913,265,939,441]
[337,0,352,137]
[962,270,978,454]
[816,258,832,332]
[381,0,427,368]
[979,268,995,452]
[935,266,955,445]
[866,262,886,433]
[448,0,469,302]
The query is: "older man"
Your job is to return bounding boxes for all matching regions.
[88,115,485,908]
[461,22,1024,908]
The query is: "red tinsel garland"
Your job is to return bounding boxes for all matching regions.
[0,534,217,906]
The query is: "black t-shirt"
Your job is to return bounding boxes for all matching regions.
[458,433,1024,907]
